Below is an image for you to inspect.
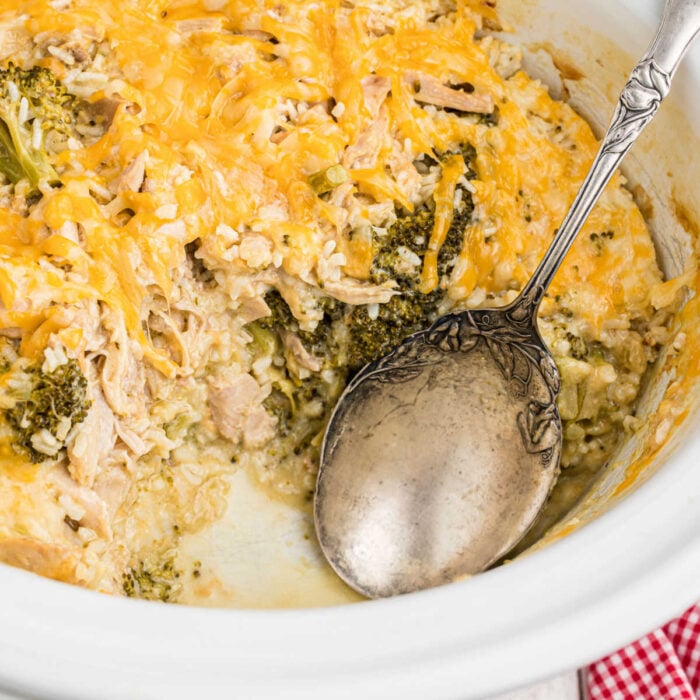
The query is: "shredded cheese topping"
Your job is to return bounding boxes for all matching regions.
[0,0,670,367]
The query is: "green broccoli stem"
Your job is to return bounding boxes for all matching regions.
[0,121,28,183]
[0,116,58,188]
[0,63,74,191]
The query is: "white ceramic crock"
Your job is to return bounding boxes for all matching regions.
[0,1,698,698]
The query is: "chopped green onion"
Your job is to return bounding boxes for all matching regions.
[308,164,348,195]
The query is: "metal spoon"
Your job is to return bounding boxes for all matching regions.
[314,0,700,599]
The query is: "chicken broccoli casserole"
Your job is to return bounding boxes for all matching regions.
[0,0,687,603]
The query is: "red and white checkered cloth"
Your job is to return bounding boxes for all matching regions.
[587,603,700,699]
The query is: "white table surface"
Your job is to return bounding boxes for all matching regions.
[490,671,582,699]
[0,672,583,699]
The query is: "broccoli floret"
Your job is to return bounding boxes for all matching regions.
[265,373,336,459]
[371,176,474,290]
[370,208,434,288]
[246,292,346,461]
[344,177,474,372]
[6,358,91,463]
[345,292,442,373]
[257,290,296,332]
[0,63,77,190]
[246,152,476,454]
[251,160,475,379]
[255,290,345,364]
[123,555,181,602]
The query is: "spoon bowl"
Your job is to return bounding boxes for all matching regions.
[316,300,561,597]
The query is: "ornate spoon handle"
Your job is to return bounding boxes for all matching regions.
[520,0,700,308]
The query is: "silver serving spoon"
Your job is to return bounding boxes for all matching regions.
[314,0,700,599]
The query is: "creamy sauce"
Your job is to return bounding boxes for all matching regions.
[177,469,361,608]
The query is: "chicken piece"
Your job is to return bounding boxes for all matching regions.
[146,307,193,374]
[99,309,147,420]
[202,39,262,77]
[176,18,227,34]
[109,151,147,194]
[388,144,422,206]
[342,106,390,170]
[243,410,277,449]
[66,386,117,488]
[404,71,493,114]
[280,330,323,373]
[49,468,113,540]
[322,278,398,305]
[72,300,107,353]
[114,421,148,457]
[100,343,142,417]
[521,47,564,100]
[93,465,130,519]
[238,295,271,324]
[208,374,276,448]
[361,75,392,118]
[0,537,79,583]
[0,22,32,65]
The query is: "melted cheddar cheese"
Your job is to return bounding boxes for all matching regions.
[0,0,672,361]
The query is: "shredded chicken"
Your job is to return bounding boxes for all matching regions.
[49,468,113,540]
[322,278,398,305]
[71,301,108,354]
[66,386,116,488]
[280,330,323,373]
[0,22,32,65]
[361,75,392,118]
[114,422,148,457]
[99,309,147,420]
[0,538,79,583]
[342,106,390,170]
[109,151,147,194]
[208,374,276,448]
[238,295,272,324]
[93,465,130,519]
[176,18,227,34]
[405,70,494,113]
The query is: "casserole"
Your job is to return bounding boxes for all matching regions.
[0,0,698,698]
